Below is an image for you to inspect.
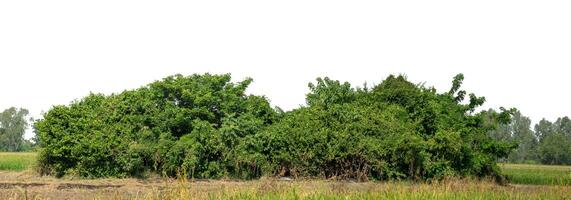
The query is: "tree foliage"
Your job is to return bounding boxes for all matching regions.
[252,74,514,181]
[35,73,515,180]
[488,112,571,165]
[0,107,31,152]
[35,74,278,178]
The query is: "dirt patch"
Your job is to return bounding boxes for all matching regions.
[56,183,123,190]
[0,182,46,189]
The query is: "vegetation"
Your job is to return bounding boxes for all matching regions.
[35,74,279,178]
[501,163,571,185]
[0,107,34,152]
[34,73,517,181]
[252,75,515,181]
[132,180,571,200]
[6,152,569,186]
[488,111,571,165]
[0,152,36,171]
[4,178,570,200]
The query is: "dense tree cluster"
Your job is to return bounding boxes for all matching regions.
[488,112,571,165]
[252,75,514,181]
[35,74,278,178]
[35,73,515,180]
[0,107,33,152]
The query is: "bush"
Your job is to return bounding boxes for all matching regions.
[249,75,515,180]
[35,73,515,180]
[35,74,278,178]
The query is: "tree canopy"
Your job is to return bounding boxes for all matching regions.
[251,74,514,181]
[34,73,516,180]
[488,112,571,165]
[0,107,31,152]
[35,74,278,178]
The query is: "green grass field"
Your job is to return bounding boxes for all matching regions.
[500,163,571,185]
[0,152,37,171]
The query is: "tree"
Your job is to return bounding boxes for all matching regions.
[35,74,278,178]
[306,77,355,107]
[535,119,555,143]
[252,74,515,181]
[534,117,571,165]
[0,107,30,152]
[507,111,537,163]
[554,117,571,138]
[35,73,517,180]
[539,132,571,165]
[485,109,512,142]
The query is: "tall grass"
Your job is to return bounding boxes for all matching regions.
[2,154,571,200]
[0,152,37,171]
[127,179,571,200]
[501,163,571,185]
[7,179,571,200]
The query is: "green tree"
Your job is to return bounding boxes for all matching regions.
[306,77,356,107]
[554,117,571,137]
[485,109,512,142]
[507,111,537,163]
[539,132,571,165]
[534,117,571,165]
[0,107,30,152]
[535,119,555,143]
[35,73,517,180]
[35,74,278,178]
[252,74,515,181]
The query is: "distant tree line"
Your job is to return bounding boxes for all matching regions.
[0,107,33,152]
[34,73,518,181]
[487,111,571,165]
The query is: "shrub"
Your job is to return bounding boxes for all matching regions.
[248,74,515,180]
[35,74,278,178]
[35,73,515,180]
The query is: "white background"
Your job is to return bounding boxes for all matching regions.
[1,1,570,138]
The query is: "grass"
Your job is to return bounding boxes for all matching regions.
[500,163,571,185]
[148,180,571,200]
[0,152,570,186]
[4,179,571,200]
[0,153,570,199]
[0,152,37,171]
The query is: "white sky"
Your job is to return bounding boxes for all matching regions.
[1,1,570,139]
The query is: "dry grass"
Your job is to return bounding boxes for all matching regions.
[1,153,570,199]
[1,173,570,200]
